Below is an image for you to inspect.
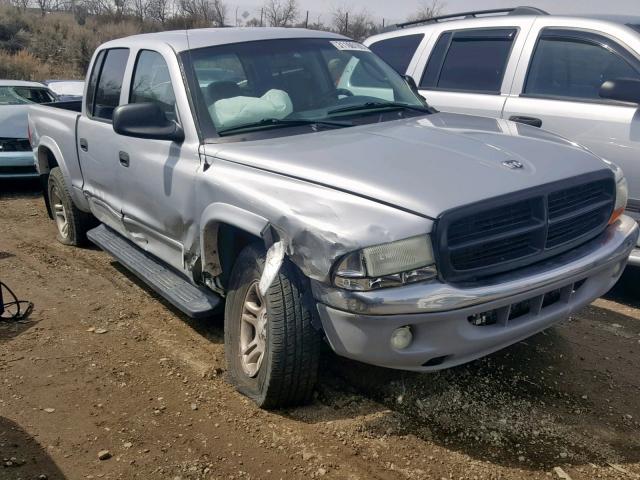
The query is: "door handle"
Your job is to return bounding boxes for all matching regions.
[509,116,543,128]
[79,138,88,151]
[119,151,130,167]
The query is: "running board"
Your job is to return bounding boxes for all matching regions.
[87,224,221,318]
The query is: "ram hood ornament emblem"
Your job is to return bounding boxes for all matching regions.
[502,159,524,169]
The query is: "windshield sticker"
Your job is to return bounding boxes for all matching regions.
[330,41,371,52]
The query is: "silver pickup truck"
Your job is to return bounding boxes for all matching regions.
[28,27,638,409]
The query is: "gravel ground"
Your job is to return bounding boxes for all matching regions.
[1,180,639,480]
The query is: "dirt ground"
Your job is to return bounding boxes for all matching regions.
[1,180,640,480]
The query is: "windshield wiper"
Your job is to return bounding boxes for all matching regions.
[328,102,431,115]
[217,117,353,135]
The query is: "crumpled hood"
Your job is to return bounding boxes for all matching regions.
[209,113,612,219]
[0,105,29,139]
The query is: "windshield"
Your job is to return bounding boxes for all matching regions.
[184,38,428,137]
[0,86,56,105]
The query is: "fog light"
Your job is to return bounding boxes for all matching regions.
[390,326,413,350]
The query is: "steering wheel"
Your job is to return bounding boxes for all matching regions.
[335,88,354,97]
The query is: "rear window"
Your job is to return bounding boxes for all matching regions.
[369,34,424,74]
[92,48,129,121]
[0,86,55,105]
[421,29,517,93]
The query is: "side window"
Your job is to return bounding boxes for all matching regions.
[130,50,177,121]
[92,48,129,121]
[369,34,424,74]
[524,31,640,101]
[420,29,517,93]
[86,50,105,115]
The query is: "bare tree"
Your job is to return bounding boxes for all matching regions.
[35,0,53,15]
[178,0,226,26]
[10,0,31,11]
[407,0,444,22]
[210,0,226,25]
[146,0,169,24]
[113,0,128,18]
[131,0,148,22]
[263,0,298,27]
[331,6,377,41]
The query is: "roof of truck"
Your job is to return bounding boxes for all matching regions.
[0,80,47,87]
[100,27,348,53]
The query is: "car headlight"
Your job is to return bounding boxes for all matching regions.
[333,235,437,291]
[609,163,628,224]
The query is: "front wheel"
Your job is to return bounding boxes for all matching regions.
[224,243,321,409]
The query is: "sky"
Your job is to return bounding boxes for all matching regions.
[231,0,640,26]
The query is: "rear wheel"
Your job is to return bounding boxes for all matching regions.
[224,243,321,409]
[47,167,95,246]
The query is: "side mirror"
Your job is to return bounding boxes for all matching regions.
[112,102,184,142]
[599,78,640,104]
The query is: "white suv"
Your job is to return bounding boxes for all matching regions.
[365,7,640,264]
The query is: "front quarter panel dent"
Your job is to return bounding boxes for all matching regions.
[195,159,433,284]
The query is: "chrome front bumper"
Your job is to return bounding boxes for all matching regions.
[623,208,640,266]
[313,216,638,371]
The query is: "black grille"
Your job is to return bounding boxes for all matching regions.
[436,172,615,282]
[0,138,31,152]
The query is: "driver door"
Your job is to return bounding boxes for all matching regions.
[115,49,200,272]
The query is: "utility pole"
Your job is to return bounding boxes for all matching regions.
[345,12,349,36]
[305,10,309,28]
[260,7,263,26]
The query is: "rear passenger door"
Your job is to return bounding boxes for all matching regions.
[413,23,532,117]
[77,48,130,234]
[503,27,640,207]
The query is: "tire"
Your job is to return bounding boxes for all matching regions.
[224,243,321,409]
[47,167,95,246]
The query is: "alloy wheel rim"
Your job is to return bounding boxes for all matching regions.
[239,281,267,377]
[50,187,69,239]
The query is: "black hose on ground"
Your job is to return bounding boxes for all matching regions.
[0,281,33,321]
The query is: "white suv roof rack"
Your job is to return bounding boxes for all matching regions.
[394,6,549,30]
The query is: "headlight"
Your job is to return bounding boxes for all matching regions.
[333,235,437,291]
[610,163,628,224]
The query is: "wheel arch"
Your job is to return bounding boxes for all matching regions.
[36,141,62,219]
[200,203,271,289]
[36,139,62,175]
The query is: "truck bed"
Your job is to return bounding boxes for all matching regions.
[44,100,82,113]
[28,102,84,196]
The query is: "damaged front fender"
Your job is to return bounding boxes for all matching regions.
[193,158,433,285]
